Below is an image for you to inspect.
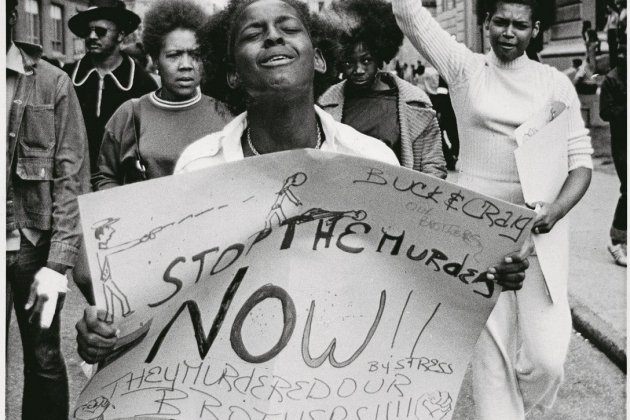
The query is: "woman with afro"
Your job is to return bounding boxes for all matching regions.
[92,0,233,189]
[318,0,446,179]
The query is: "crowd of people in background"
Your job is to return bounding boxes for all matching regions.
[5,0,625,418]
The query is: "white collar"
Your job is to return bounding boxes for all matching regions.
[6,43,26,75]
[71,54,135,91]
[486,49,531,70]
[149,88,202,109]
[217,106,340,162]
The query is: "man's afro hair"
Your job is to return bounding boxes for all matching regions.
[198,0,341,113]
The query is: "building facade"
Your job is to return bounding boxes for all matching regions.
[10,0,229,63]
[434,0,483,52]
[12,0,89,63]
[542,0,609,70]
[13,0,608,71]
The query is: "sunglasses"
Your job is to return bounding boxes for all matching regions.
[82,26,111,38]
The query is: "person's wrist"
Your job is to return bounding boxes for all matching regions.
[46,262,69,275]
[37,267,69,292]
[550,201,567,220]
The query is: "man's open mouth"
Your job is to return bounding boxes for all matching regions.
[260,54,295,67]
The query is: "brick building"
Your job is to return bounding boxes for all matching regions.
[12,0,611,72]
[12,0,89,63]
[10,0,228,64]
[543,0,611,70]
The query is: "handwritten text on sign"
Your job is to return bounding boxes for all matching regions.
[75,150,535,420]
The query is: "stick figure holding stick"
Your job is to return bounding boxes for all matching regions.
[92,217,167,323]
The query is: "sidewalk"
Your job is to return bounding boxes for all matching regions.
[568,169,627,370]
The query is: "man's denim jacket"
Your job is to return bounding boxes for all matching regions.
[7,42,90,268]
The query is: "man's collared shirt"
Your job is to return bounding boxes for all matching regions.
[6,42,26,122]
[64,53,157,171]
[174,106,400,173]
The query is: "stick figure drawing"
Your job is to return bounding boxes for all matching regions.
[264,172,307,230]
[92,217,165,323]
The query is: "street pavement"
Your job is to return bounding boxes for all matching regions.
[568,169,627,368]
[569,125,626,371]
[5,129,626,419]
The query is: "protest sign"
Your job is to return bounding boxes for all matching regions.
[75,150,535,420]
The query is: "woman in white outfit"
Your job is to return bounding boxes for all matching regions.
[391,0,593,418]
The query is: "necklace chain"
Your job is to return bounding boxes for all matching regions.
[246,121,322,156]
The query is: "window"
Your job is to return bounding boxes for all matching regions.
[50,4,64,53]
[25,0,41,45]
[73,37,85,56]
[442,0,456,11]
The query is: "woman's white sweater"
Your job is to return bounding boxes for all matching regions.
[392,0,593,190]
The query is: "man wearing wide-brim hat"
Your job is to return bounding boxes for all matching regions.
[64,0,157,175]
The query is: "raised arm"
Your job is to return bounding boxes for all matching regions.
[392,0,478,85]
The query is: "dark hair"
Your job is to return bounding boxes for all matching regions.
[477,0,556,30]
[199,0,339,113]
[330,0,403,67]
[142,0,208,60]
[94,226,105,240]
[582,20,592,38]
[572,58,583,67]
[123,42,149,68]
[41,55,63,68]
[8,0,18,13]
[586,28,599,43]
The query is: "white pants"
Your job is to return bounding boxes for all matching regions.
[472,257,572,420]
